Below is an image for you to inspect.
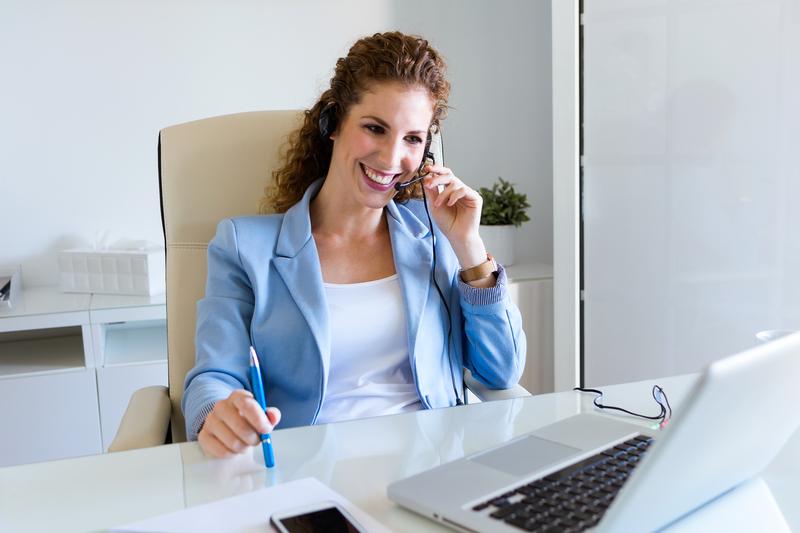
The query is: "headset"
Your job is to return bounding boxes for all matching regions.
[319,101,434,189]
[319,102,463,405]
[318,102,338,140]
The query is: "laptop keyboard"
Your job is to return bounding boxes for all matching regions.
[471,435,654,532]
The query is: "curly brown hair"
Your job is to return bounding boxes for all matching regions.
[260,31,450,214]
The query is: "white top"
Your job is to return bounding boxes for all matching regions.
[316,274,421,424]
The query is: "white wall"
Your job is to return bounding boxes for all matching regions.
[1,1,552,287]
[582,0,800,385]
[395,0,553,266]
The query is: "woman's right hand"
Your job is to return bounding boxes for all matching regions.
[198,389,281,458]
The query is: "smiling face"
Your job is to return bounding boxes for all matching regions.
[325,82,435,210]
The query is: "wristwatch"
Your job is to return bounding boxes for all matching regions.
[459,253,498,283]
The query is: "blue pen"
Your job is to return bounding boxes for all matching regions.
[249,346,276,468]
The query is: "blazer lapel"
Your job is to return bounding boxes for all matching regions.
[386,200,433,368]
[272,180,331,377]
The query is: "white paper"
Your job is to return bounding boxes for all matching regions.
[112,477,389,533]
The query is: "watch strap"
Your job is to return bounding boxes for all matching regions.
[459,254,497,282]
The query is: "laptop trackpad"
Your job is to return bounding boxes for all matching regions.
[470,436,581,477]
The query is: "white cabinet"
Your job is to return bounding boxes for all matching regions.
[0,366,102,467]
[95,319,168,450]
[507,263,555,395]
[97,359,167,451]
[90,294,169,451]
[0,287,167,466]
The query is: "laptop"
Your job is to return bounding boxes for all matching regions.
[388,332,800,532]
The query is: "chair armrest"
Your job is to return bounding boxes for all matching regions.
[108,385,171,453]
[464,369,530,402]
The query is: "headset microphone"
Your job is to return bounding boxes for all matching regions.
[389,136,462,406]
[395,142,462,406]
[394,175,423,192]
[395,150,435,191]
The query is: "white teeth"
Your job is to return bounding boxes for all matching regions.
[362,164,394,185]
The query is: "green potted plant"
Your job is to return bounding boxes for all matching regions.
[478,178,531,266]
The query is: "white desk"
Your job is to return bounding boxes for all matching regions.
[1,374,797,532]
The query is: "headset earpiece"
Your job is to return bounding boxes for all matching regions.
[417,131,434,176]
[318,102,338,139]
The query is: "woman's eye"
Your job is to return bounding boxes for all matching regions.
[406,135,424,145]
[365,124,384,134]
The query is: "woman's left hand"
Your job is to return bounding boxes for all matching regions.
[422,164,487,269]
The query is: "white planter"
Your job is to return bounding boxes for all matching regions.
[479,225,516,266]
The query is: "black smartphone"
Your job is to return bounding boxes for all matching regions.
[270,501,366,533]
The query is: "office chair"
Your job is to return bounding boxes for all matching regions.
[110,110,529,452]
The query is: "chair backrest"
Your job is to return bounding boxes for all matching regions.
[159,110,303,442]
[158,110,444,442]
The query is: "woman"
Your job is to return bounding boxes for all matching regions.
[183,31,526,458]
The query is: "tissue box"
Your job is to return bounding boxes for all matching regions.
[58,248,166,295]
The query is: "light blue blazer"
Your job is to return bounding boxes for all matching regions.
[182,179,526,440]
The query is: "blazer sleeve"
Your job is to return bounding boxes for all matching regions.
[182,218,255,441]
[457,264,527,389]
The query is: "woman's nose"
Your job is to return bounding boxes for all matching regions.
[379,138,409,170]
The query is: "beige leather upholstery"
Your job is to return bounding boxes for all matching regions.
[160,110,303,442]
[108,385,171,452]
[111,110,527,452]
